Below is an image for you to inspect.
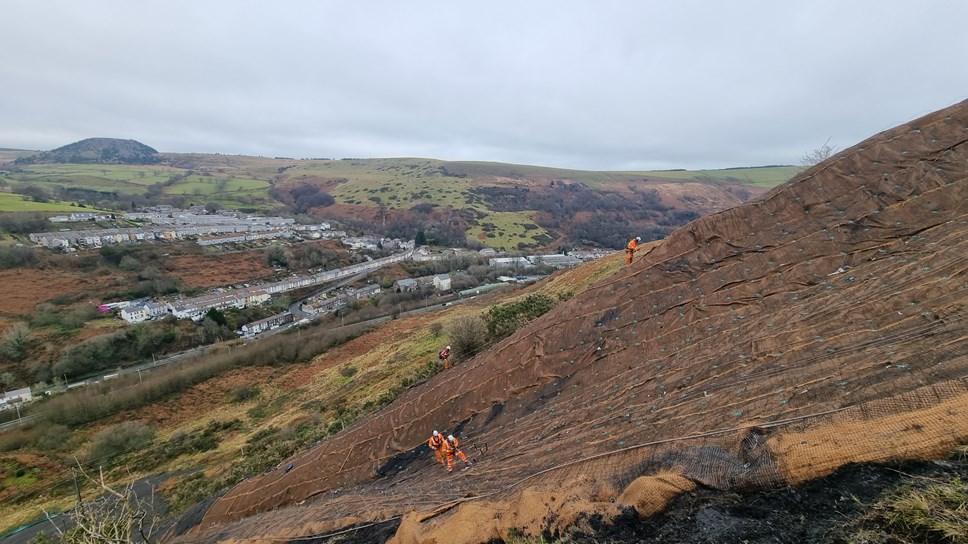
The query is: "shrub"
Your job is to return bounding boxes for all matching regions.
[0,245,37,269]
[483,294,556,342]
[35,424,72,451]
[229,385,260,403]
[0,322,30,362]
[447,315,487,362]
[86,421,155,467]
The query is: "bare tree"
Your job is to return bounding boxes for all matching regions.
[43,459,159,544]
[801,138,837,167]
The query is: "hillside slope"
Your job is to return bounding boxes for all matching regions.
[14,137,161,165]
[172,99,967,543]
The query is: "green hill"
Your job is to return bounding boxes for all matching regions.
[14,138,161,165]
[2,152,800,250]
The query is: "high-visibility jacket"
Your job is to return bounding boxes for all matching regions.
[428,434,443,450]
[442,437,460,454]
[626,238,638,252]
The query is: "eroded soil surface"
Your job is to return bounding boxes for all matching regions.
[321,456,968,544]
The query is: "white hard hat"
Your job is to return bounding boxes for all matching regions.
[446,345,451,350]
[635,236,641,242]
[447,434,455,441]
[433,430,439,436]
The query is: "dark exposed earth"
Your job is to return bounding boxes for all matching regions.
[301,453,968,544]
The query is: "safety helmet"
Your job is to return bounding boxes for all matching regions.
[433,430,439,436]
[635,236,641,242]
[447,434,455,441]
[446,345,451,350]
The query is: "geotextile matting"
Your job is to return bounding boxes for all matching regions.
[165,100,968,544]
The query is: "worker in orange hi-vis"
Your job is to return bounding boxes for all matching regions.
[625,236,641,265]
[427,430,445,465]
[438,345,452,369]
[441,434,472,472]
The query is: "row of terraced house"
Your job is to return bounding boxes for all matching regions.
[117,250,414,323]
[30,208,338,250]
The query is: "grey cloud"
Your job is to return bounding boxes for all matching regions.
[2,0,967,170]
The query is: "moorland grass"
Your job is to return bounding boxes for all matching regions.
[0,193,102,213]
[638,165,802,187]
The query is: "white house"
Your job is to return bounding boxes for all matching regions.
[0,387,34,410]
[432,274,452,291]
[120,305,150,323]
[144,302,169,319]
[240,312,294,337]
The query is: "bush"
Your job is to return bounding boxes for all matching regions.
[35,424,72,451]
[0,322,30,362]
[448,315,487,362]
[0,245,37,269]
[229,385,260,403]
[86,421,155,467]
[483,294,556,342]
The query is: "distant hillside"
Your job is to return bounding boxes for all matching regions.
[259,157,782,251]
[5,148,794,250]
[15,137,161,165]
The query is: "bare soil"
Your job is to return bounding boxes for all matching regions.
[316,455,968,544]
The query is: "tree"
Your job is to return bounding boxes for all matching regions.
[801,138,837,167]
[205,308,227,327]
[447,315,487,363]
[264,244,291,268]
[414,229,427,246]
[43,459,160,544]
[1,323,30,363]
[15,186,51,203]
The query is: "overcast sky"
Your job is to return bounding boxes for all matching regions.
[3,1,966,171]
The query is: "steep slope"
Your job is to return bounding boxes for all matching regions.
[167,100,968,544]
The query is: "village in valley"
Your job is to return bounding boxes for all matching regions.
[3,204,612,410]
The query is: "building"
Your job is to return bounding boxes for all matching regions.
[355,285,381,298]
[488,257,533,269]
[433,274,452,291]
[528,254,583,269]
[459,283,509,297]
[240,312,294,337]
[144,302,170,319]
[1,387,33,407]
[395,278,419,292]
[120,305,150,323]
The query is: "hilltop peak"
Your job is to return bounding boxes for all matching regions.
[15,137,161,165]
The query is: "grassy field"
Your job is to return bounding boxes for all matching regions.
[1,163,275,208]
[0,193,105,212]
[161,176,270,195]
[465,211,551,250]
[639,165,802,187]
